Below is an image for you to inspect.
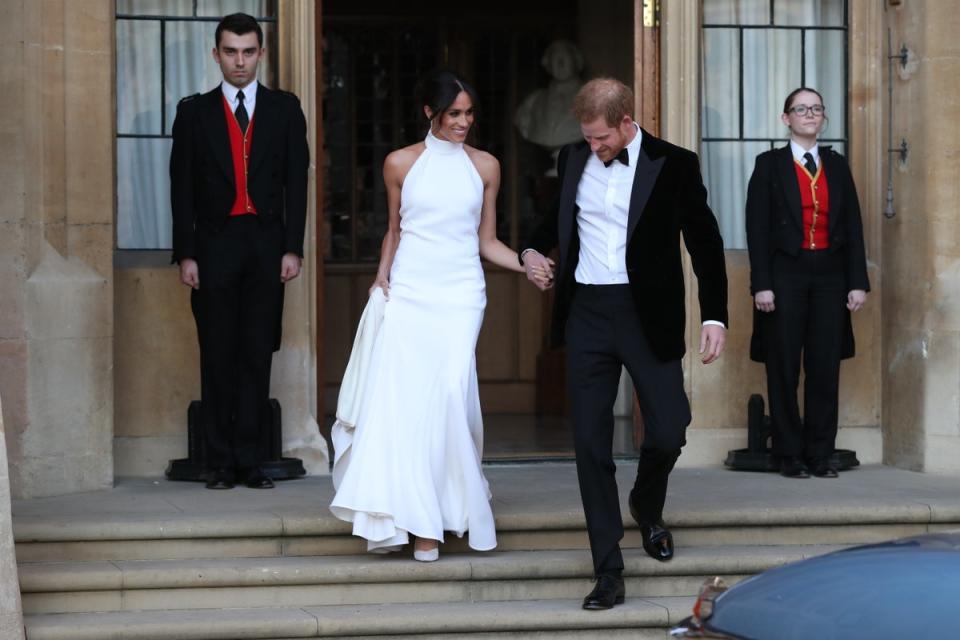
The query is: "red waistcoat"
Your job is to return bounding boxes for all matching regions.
[222,95,258,216]
[794,160,829,250]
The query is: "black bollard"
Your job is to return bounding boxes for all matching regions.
[725,394,860,472]
[166,399,306,482]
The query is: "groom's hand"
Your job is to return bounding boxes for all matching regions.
[522,250,555,291]
[699,324,727,365]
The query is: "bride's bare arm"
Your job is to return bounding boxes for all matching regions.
[472,150,530,275]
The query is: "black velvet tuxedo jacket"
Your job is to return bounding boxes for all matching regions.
[745,145,870,362]
[170,85,309,263]
[525,130,729,363]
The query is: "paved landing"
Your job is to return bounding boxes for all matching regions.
[12,463,960,533]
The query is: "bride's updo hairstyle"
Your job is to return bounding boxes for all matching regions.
[416,69,480,129]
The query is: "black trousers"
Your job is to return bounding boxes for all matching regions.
[565,284,691,577]
[763,250,846,460]
[191,215,284,470]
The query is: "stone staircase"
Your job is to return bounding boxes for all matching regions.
[13,464,960,639]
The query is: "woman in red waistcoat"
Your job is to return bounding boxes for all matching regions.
[745,87,870,479]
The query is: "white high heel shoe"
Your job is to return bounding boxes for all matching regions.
[413,540,439,562]
[413,547,439,562]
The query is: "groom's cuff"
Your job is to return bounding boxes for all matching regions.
[702,320,726,329]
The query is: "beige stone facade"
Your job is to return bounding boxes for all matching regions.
[883,0,960,472]
[0,0,114,499]
[1,0,959,504]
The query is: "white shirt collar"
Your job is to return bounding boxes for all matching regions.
[790,139,819,166]
[624,122,642,164]
[221,79,259,109]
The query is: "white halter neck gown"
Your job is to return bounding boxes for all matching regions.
[330,131,497,553]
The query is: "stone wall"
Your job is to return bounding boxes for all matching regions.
[883,1,960,472]
[0,0,114,498]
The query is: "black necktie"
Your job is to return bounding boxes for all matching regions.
[803,151,817,175]
[235,90,249,134]
[603,147,629,168]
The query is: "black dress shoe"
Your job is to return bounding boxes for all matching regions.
[810,458,839,478]
[582,573,625,610]
[244,468,275,489]
[628,491,674,562]
[779,456,810,478]
[639,521,674,562]
[205,468,235,490]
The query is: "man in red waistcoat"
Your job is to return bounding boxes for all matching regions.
[170,13,309,490]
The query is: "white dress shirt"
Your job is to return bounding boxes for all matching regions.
[790,139,819,169]
[574,123,643,285]
[221,79,259,120]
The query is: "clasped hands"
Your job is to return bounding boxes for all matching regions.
[521,250,556,291]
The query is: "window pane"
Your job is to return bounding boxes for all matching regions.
[774,0,845,26]
[701,28,739,139]
[196,0,273,17]
[116,0,192,15]
[805,29,846,139]
[117,20,162,135]
[117,138,174,250]
[702,141,770,250]
[743,29,801,139]
[164,21,224,133]
[703,0,770,25]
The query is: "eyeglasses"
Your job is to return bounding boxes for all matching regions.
[788,104,825,116]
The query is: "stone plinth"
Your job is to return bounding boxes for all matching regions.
[0,395,26,640]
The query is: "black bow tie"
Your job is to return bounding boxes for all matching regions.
[603,147,629,168]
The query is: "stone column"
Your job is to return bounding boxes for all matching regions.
[0,0,114,498]
[0,396,25,639]
[273,0,329,472]
[883,1,960,472]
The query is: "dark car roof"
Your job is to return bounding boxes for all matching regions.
[707,532,960,640]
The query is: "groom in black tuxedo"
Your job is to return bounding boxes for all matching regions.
[521,78,728,609]
[170,13,309,490]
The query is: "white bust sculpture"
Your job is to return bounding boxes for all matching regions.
[514,40,585,151]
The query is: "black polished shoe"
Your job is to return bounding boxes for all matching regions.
[629,491,674,562]
[244,467,275,489]
[640,521,674,562]
[779,456,810,479]
[582,573,625,610]
[205,468,235,490]
[810,458,839,478]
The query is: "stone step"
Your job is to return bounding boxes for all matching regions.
[23,597,697,640]
[13,505,947,563]
[18,545,838,615]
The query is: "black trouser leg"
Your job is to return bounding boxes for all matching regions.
[764,254,810,457]
[566,287,626,577]
[194,223,244,470]
[234,219,284,469]
[802,254,845,460]
[616,297,689,524]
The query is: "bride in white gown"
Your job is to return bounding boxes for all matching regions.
[329,70,553,561]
